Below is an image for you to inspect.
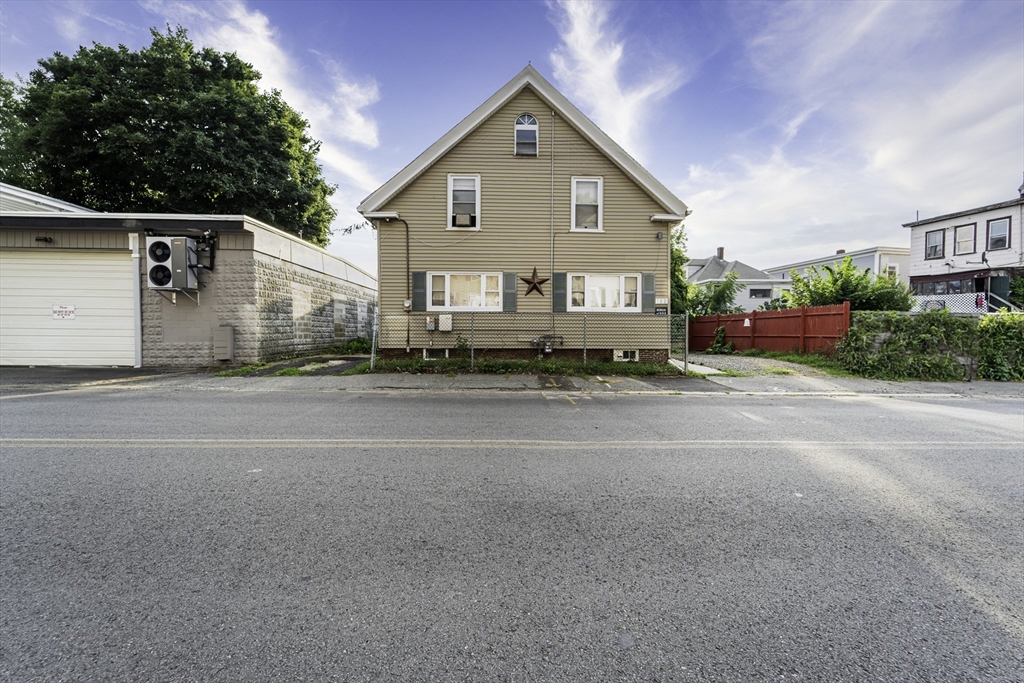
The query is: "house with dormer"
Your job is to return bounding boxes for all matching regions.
[357,66,689,361]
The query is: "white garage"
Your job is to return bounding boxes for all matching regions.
[0,250,137,366]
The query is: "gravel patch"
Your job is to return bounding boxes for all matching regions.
[675,352,828,376]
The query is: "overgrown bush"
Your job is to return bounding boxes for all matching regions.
[977,312,1024,381]
[706,326,734,354]
[332,337,371,354]
[835,310,976,380]
[1009,277,1024,309]
[785,257,913,311]
[835,310,1023,381]
[681,272,746,316]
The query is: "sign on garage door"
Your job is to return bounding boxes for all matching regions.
[0,250,136,366]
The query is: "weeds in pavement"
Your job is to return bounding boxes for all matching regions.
[214,362,266,377]
[739,349,852,377]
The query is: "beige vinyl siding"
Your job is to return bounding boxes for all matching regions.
[0,230,130,250]
[377,87,673,314]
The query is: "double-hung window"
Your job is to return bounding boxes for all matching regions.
[572,177,603,231]
[987,217,1010,250]
[568,274,639,311]
[924,229,944,260]
[428,273,501,310]
[448,175,480,229]
[514,114,538,156]
[954,224,975,255]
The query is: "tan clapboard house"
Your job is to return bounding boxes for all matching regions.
[358,65,688,361]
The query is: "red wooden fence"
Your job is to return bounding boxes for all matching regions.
[689,302,851,354]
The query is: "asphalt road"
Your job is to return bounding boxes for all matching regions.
[1,381,1022,681]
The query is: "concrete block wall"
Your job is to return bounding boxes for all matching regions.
[142,243,376,368]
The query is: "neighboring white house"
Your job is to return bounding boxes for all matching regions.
[764,246,910,285]
[687,247,787,312]
[902,182,1023,313]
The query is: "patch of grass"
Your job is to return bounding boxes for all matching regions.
[718,369,750,377]
[214,362,266,377]
[768,368,795,375]
[338,362,371,375]
[271,367,310,376]
[329,337,372,354]
[367,357,677,377]
[737,349,853,377]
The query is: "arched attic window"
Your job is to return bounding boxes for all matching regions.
[514,114,538,156]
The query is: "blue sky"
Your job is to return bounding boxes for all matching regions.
[2,0,1022,277]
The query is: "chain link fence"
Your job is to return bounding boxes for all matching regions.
[372,312,684,368]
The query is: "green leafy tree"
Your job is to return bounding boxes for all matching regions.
[1,27,336,245]
[784,257,912,311]
[683,272,746,316]
[669,225,689,314]
[0,77,31,187]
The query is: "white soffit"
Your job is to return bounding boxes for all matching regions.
[357,65,688,217]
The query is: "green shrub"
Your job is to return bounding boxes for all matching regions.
[977,312,1024,381]
[332,337,372,354]
[835,310,976,381]
[784,257,913,311]
[706,326,734,354]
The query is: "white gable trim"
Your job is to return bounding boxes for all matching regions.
[0,182,97,213]
[357,65,688,217]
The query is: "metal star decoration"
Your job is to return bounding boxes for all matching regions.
[520,267,550,296]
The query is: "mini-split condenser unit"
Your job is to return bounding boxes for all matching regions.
[146,236,198,290]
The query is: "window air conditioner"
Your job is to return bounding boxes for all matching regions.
[454,214,472,227]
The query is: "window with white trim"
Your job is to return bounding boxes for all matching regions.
[447,175,480,229]
[987,217,1010,250]
[428,272,501,310]
[514,114,538,156]
[569,273,639,311]
[925,229,944,259]
[749,289,772,299]
[572,177,603,231]
[954,224,975,255]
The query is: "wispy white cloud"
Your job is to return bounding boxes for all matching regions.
[548,0,686,160]
[680,0,1023,269]
[141,0,381,194]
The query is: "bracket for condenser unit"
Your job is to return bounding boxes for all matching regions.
[155,290,200,306]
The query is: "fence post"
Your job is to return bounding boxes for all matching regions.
[750,309,756,349]
[470,312,475,371]
[684,315,689,373]
[583,312,587,364]
[843,300,851,336]
[799,306,806,354]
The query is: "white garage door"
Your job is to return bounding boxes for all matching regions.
[0,250,136,366]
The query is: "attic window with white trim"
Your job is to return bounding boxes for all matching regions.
[514,114,538,156]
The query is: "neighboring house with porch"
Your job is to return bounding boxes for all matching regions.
[686,247,786,312]
[357,65,688,362]
[903,182,1023,312]
[764,246,910,285]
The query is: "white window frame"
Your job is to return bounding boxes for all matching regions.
[426,272,502,311]
[749,288,772,299]
[514,114,539,157]
[953,223,976,255]
[567,273,640,312]
[571,177,603,232]
[447,174,481,231]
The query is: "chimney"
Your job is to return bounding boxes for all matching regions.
[716,247,725,260]
[836,249,846,255]
[1018,173,1024,198]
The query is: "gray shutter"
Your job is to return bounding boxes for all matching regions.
[411,271,427,311]
[552,272,567,312]
[642,273,656,312]
[503,272,517,312]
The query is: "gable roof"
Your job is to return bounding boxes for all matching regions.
[358,65,688,218]
[0,182,96,213]
[902,195,1024,228]
[687,256,772,283]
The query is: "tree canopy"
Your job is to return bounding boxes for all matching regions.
[681,271,747,317]
[0,28,336,245]
[783,257,913,311]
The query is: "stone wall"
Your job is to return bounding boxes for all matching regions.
[142,242,376,368]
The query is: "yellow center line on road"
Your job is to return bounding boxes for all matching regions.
[1,438,1019,450]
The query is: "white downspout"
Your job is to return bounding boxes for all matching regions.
[130,233,143,367]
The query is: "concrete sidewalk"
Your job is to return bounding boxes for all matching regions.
[3,364,1021,398]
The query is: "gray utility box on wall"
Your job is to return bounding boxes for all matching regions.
[213,326,234,361]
